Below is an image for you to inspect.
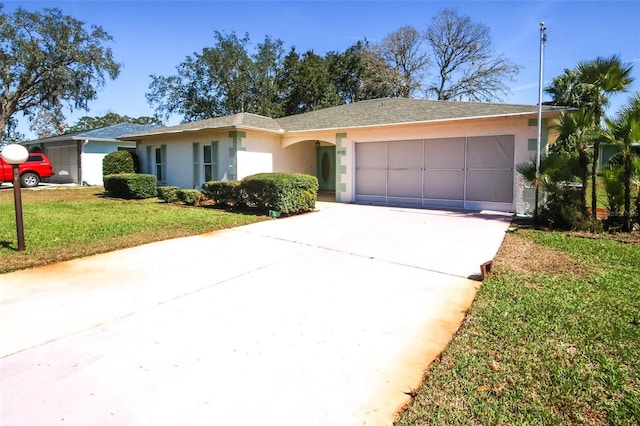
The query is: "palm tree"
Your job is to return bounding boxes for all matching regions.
[549,107,596,214]
[545,55,634,220]
[545,68,584,107]
[575,55,634,219]
[604,93,640,231]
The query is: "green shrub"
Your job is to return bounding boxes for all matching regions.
[102,150,135,176]
[539,187,601,231]
[240,173,318,214]
[157,186,180,203]
[602,166,624,214]
[202,181,241,206]
[104,173,157,199]
[177,189,205,206]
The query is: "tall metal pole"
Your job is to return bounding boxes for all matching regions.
[534,22,547,220]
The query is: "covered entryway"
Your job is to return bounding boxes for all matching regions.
[316,145,336,191]
[355,135,514,211]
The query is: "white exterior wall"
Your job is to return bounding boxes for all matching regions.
[81,153,107,185]
[240,132,316,177]
[134,114,553,212]
[277,142,316,176]
[137,130,304,189]
[167,142,193,188]
[237,151,273,179]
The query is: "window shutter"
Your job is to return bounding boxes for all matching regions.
[160,144,167,184]
[211,141,219,181]
[145,146,152,174]
[192,142,200,188]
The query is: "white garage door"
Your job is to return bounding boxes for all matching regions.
[355,135,514,211]
[45,146,78,184]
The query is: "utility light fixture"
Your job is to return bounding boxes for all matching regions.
[1,143,29,251]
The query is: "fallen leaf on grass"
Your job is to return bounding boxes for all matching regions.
[487,359,502,371]
[403,388,419,398]
[487,349,503,361]
[477,383,507,393]
[493,382,507,393]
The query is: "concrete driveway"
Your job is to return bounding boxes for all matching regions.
[0,202,511,425]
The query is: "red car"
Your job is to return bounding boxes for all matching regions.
[0,152,55,188]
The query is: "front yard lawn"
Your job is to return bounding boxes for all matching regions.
[395,227,639,425]
[0,186,266,273]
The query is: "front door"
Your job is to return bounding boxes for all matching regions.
[317,146,336,191]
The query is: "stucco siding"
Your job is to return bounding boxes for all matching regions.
[165,143,193,188]
[276,142,316,175]
[238,133,314,176]
[84,141,135,154]
[281,115,550,212]
[131,111,555,212]
[81,153,107,185]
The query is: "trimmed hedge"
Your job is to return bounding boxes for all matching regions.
[240,173,318,214]
[157,186,180,203]
[202,173,318,215]
[177,189,205,206]
[103,150,135,176]
[104,173,157,199]
[202,180,242,206]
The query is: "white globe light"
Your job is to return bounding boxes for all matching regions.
[1,144,29,164]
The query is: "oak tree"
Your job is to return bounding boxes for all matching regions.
[0,5,121,140]
[425,9,519,101]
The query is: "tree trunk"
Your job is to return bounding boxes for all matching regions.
[623,154,632,232]
[0,115,6,142]
[590,139,600,220]
[578,149,589,215]
[636,189,640,229]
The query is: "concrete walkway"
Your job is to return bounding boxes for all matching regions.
[0,202,511,425]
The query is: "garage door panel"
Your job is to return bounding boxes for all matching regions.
[425,138,465,169]
[45,146,77,184]
[356,169,386,196]
[424,170,464,200]
[356,142,386,168]
[388,169,422,198]
[355,136,515,211]
[467,135,514,169]
[388,140,422,169]
[466,170,513,203]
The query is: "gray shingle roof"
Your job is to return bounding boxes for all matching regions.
[277,98,563,131]
[120,98,565,139]
[76,123,165,139]
[27,123,166,144]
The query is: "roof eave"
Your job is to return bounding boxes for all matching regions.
[282,109,564,134]
[24,135,131,144]
[119,124,284,140]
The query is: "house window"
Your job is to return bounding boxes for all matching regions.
[204,141,218,182]
[203,145,213,182]
[153,145,167,183]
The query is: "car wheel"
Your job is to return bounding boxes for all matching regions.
[20,172,40,188]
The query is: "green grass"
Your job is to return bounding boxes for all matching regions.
[585,176,639,210]
[0,186,267,273]
[395,230,639,425]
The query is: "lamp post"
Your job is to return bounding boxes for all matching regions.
[2,144,29,251]
[534,22,547,221]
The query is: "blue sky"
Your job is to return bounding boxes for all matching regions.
[6,0,640,138]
